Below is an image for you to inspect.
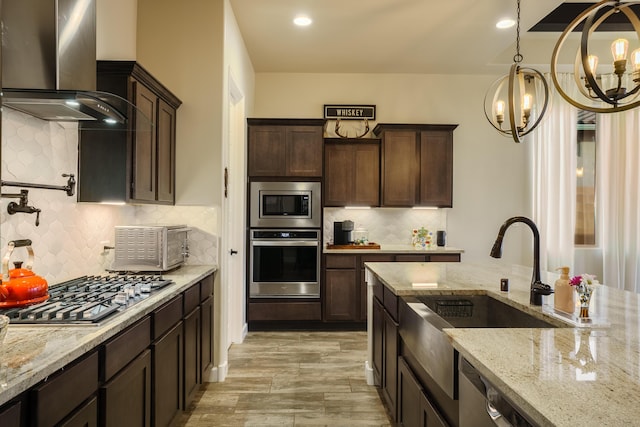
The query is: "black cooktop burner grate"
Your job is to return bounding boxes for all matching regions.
[0,275,173,325]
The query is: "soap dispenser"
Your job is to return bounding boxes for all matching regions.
[554,266,574,313]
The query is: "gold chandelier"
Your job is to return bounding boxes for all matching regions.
[551,1,640,113]
[484,0,549,143]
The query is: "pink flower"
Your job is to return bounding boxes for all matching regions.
[570,275,582,286]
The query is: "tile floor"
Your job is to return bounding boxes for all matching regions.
[177,331,393,426]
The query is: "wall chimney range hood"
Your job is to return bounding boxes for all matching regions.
[1,0,142,125]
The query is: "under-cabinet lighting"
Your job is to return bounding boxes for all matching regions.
[344,206,371,210]
[412,206,438,210]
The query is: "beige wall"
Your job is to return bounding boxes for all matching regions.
[253,73,532,264]
[137,0,225,207]
[96,0,137,59]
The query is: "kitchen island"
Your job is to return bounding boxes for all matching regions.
[0,265,216,419]
[364,261,640,426]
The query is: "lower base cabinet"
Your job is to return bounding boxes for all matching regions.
[100,349,152,427]
[60,396,98,427]
[152,321,184,427]
[0,398,22,427]
[183,306,202,409]
[398,357,448,427]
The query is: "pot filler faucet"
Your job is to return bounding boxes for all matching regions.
[490,216,553,306]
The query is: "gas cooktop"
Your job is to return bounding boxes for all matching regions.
[0,275,174,325]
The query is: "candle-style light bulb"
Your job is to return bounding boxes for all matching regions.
[495,100,505,125]
[611,38,629,62]
[522,94,532,127]
[587,55,598,74]
[632,48,640,82]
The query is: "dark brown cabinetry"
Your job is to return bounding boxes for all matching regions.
[324,139,380,206]
[373,124,457,207]
[372,277,400,422]
[323,253,460,324]
[398,357,448,427]
[0,398,22,427]
[79,61,181,204]
[31,352,99,427]
[247,118,325,177]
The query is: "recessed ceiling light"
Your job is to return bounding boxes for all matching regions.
[293,15,312,26]
[496,18,516,29]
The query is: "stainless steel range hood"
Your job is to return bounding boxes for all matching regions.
[1,0,135,125]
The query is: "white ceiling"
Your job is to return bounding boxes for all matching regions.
[228,0,571,75]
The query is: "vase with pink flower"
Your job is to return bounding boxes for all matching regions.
[570,274,599,319]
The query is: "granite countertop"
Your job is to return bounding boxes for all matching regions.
[324,244,464,254]
[0,265,217,406]
[364,261,640,426]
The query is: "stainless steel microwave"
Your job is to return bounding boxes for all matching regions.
[250,181,321,228]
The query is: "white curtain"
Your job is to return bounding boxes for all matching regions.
[597,108,640,292]
[530,73,578,273]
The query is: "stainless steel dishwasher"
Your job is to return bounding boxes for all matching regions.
[459,356,538,427]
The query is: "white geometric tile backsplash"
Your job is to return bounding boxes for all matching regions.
[1,110,219,284]
[324,207,447,246]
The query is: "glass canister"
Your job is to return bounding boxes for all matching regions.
[353,228,369,245]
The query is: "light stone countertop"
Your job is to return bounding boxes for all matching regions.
[0,265,217,406]
[364,261,640,427]
[324,244,464,255]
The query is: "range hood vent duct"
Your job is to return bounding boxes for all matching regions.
[1,0,140,125]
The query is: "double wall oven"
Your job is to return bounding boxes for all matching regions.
[249,181,321,298]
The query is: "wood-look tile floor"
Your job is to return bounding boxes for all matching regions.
[177,331,393,426]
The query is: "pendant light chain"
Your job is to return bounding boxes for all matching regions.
[514,0,523,64]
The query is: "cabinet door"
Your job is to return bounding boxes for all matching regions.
[183,307,201,409]
[132,80,158,201]
[353,143,380,205]
[285,126,323,176]
[382,131,418,206]
[383,308,399,422]
[201,296,214,379]
[0,400,22,427]
[360,254,395,321]
[100,349,152,427]
[248,126,286,176]
[60,396,98,427]
[398,357,423,427]
[372,297,384,386]
[324,143,353,206]
[157,98,176,203]
[419,131,453,207]
[152,321,183,427]
[324,269,358,321]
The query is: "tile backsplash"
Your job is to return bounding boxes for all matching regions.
[1,110,219,284]
[323,207,447,246]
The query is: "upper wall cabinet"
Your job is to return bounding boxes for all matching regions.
[247,118,325,178]
[373,124,457,208]
[324,138,380,207]
[78,61,182,204]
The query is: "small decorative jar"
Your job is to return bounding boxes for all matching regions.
[570,274,599,319]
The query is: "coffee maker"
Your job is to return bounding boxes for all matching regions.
[333,220,354,245]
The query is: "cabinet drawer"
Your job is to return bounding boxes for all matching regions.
[361,254,395,264]
[383,285,399,321]
[428,254,460,262]
[152,295,183,341]
[200,274,214,301]
[325,254,357,269]
[0,399,21,427]
[31,352,99,427]
[395,254,427,262]
[249,302,321,321]
[184,283,200,314]
[101,317,151,381]
[59,395,98,427]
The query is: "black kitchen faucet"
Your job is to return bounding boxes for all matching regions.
[490,216,554,306]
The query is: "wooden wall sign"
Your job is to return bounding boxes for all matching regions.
[324,105,376,120]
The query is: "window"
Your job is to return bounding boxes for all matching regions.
[575,110,596,245]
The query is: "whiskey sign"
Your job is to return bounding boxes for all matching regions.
[324,105,376,120]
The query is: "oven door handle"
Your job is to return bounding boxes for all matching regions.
[251,240,318,247]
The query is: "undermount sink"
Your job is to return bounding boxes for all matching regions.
[415,294,557,329]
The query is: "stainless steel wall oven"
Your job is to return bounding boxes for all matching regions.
[249,229,320,298]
